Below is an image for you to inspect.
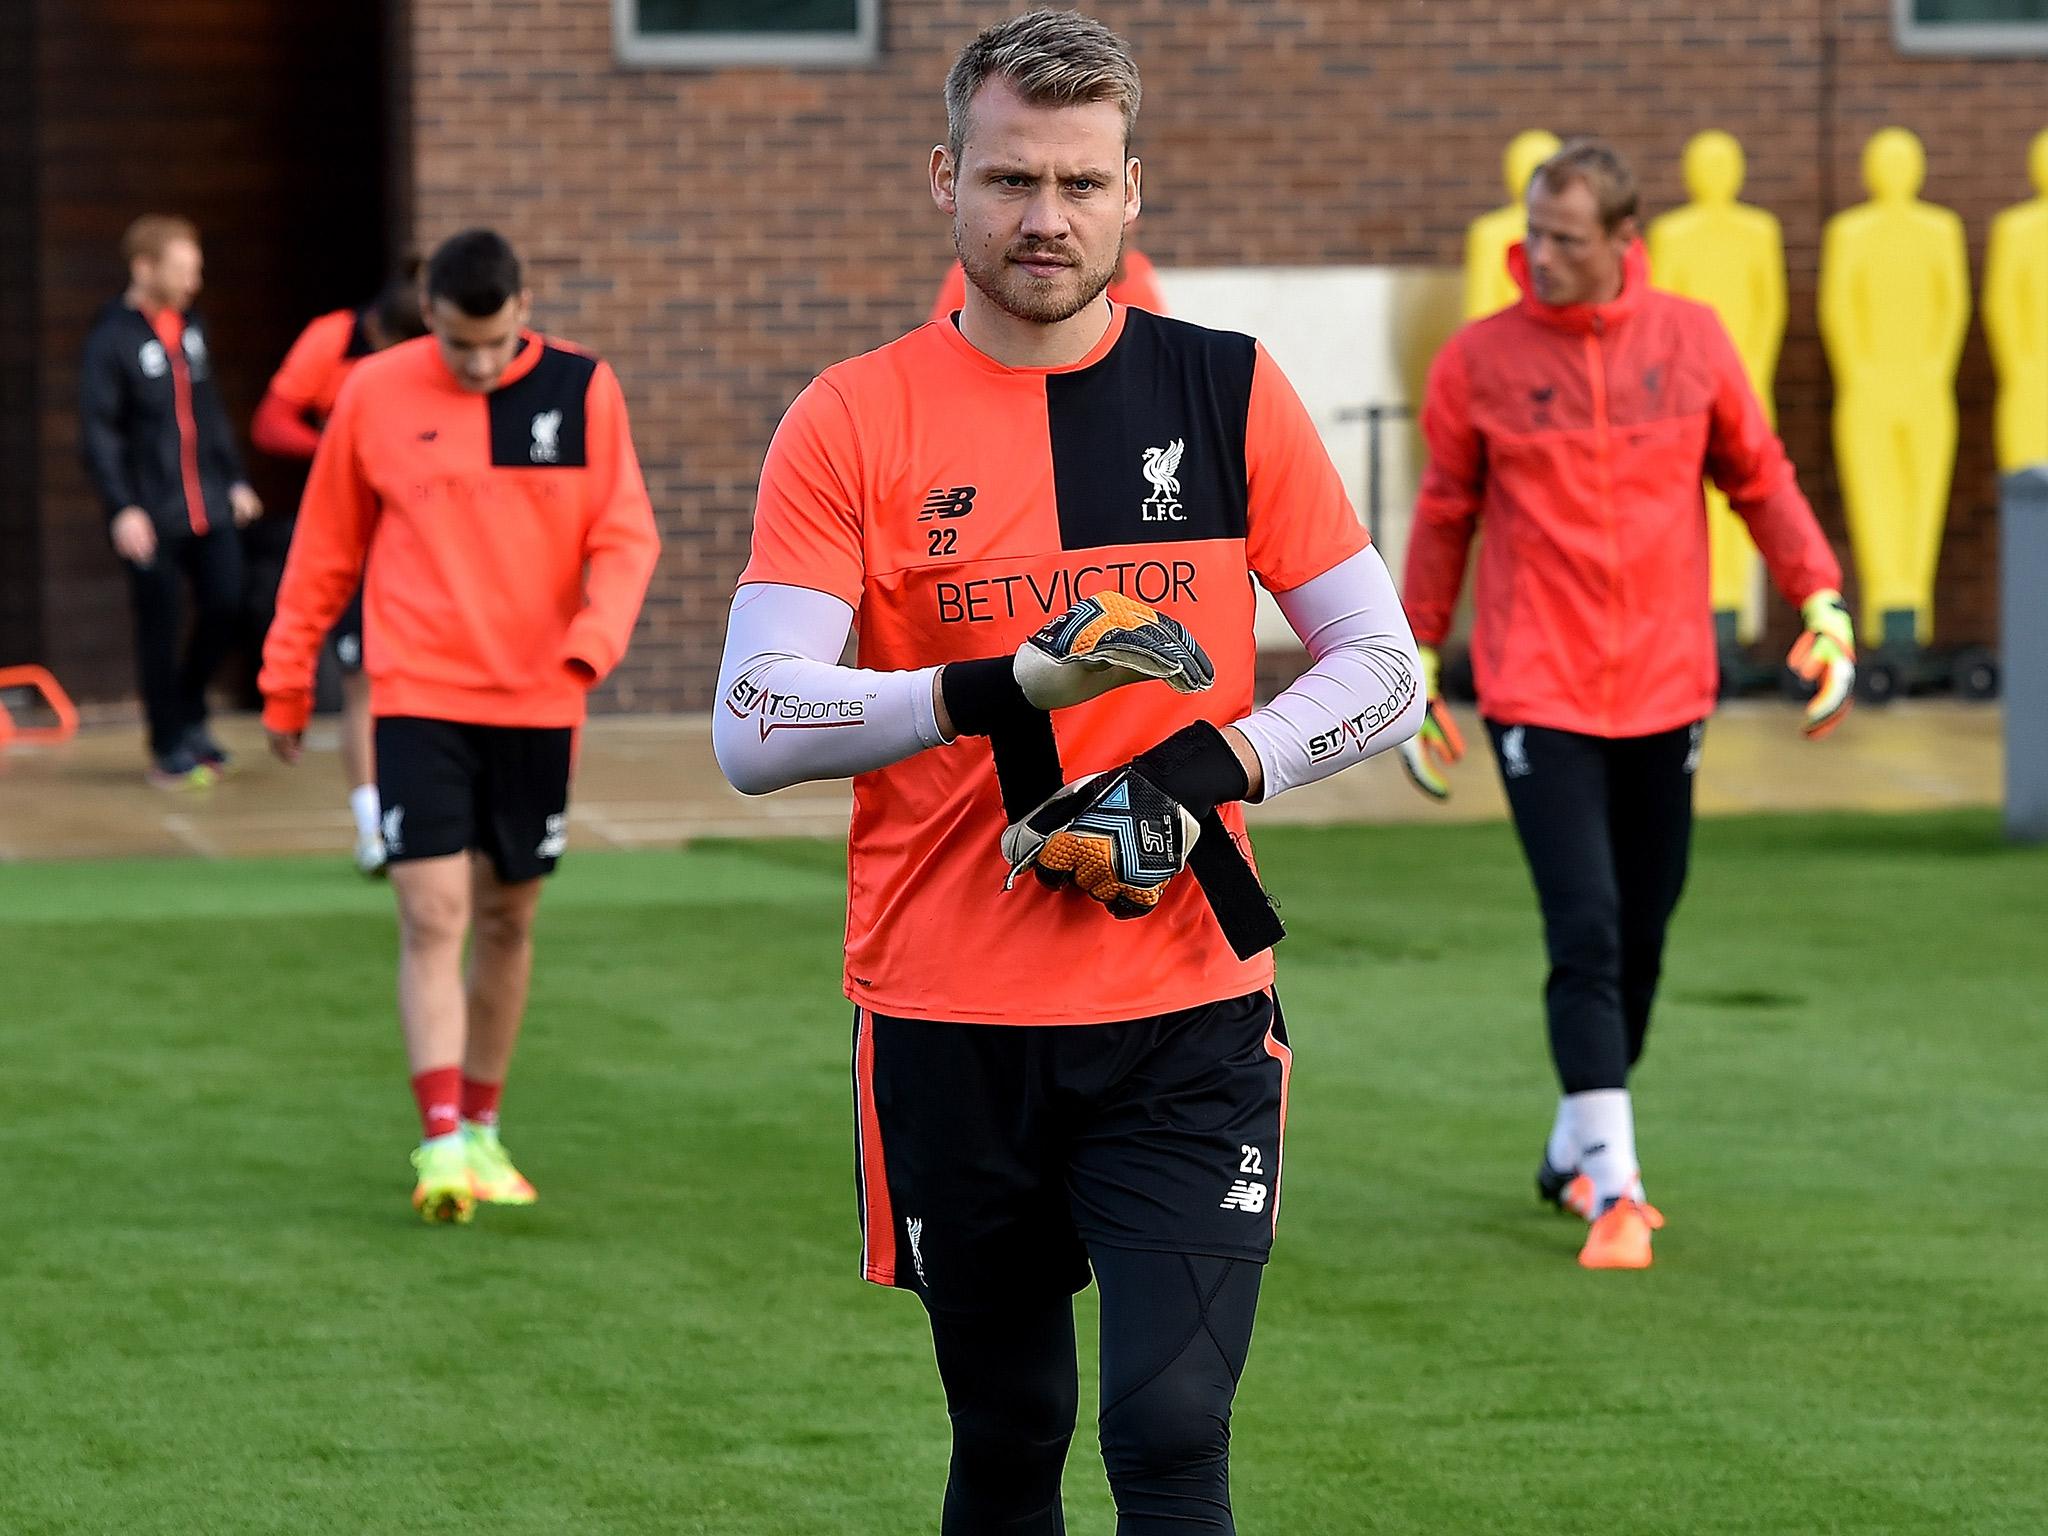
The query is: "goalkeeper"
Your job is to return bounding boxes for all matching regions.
[1397,139,1853,1271]
[713,18,1422,1533]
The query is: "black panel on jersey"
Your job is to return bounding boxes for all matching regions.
[487,343,596,468]
[1045,308,1255,553]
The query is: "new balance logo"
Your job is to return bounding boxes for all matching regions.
[417,429,439,442]
[919,486,976,520]
[1220,1179,1269,1214]
[536,813,568,860]
[1500,725,1531,779]
[905,1216,928,1284]
[381,806,405,856]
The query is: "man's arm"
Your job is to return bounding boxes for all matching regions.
[1233,346,1424,794]
[1233,548,1424,801]
[1700,315,1841,605]
[251,389,323,459]
[562,363,662,687]
[1402,338,1486,648]
[253,315,341,459]
[258,384,380,749]
[713,584,947,795]
[78,326,140,524]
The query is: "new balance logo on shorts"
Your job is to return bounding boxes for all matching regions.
[1220,1179,1269,1214]
[381,806,405,856]
[536,813,567,860]
[1501,725,1532,779]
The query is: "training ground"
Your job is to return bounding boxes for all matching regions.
[1,701,2042,1532]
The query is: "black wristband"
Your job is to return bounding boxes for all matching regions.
[1132,721,1250,820]
[942,656,1064,822]
[940,656,1036,739]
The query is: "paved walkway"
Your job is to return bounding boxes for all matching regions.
[0,701,2003,863]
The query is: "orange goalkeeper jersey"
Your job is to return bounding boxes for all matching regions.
[260,332,660,732]
[741,306,1367,1024]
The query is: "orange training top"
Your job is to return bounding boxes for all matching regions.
[741,306,1366,1024]
[253,308,373,458]
[259,331,660,733]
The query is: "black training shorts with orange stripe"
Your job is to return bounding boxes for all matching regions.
[853,990,1291,1311]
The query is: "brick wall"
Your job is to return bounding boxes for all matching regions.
[407,0,2044,709]
[21,3,2041,711]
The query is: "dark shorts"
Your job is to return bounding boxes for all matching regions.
[853,989,1291,1311]
[327,587,366,674]
[374,716,574,883]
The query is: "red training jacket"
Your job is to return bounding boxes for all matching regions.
[1403,241,1840,739]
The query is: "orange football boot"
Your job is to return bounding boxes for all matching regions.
[1578,1196,1665,1270]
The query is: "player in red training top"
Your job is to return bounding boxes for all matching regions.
[261,230,659,1225]
[715,15,1423,1533]
[253,268,426,873]
[1399,140,1854,1271]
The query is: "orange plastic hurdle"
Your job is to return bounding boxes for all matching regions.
[0,666,80,747]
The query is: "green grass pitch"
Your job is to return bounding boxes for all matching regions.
[2,812,2043,1533]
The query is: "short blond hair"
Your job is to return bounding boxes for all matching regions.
[122,214,200,265]
[944,10,1141,161]
[1533,140,1639,231]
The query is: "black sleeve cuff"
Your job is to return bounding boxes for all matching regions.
[1132,721,1250,819]
[940,655,1038,739]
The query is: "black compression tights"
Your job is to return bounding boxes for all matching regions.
[925,1248,1264,1535]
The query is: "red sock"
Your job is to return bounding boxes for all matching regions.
[411,1066,463,1140]
[460,1075,502,1128]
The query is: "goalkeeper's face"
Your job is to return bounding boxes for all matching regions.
[936,77,1139,326]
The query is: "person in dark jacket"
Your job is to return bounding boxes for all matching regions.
[80,214,264,785]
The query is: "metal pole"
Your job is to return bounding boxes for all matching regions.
[2003,466,2048,843]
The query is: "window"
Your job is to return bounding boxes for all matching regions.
[615,0,879,67]
[1894,0,2048,53]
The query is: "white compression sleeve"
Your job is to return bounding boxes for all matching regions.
[1233,547,1426,800]
[712,583,947,795]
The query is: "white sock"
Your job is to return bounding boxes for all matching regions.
[1568,1089,1639,1208]
[1545,1098,1576,1171]
[420,1129,463,1153]
[350,784,381,840]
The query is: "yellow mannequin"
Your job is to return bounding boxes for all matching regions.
[1984,129,2048,473]
[1649,131,1786,643]
[1463,129,1561,320]
[1820,129,1970,647]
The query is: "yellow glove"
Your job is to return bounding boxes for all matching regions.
[1396,645,1466,800]
[1788,589,1855,740]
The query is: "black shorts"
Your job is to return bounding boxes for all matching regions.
[328,587,366,674]
[374,716,574,883]
[853,989,1291,1311]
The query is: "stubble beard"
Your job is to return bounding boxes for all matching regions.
[955,223,1120,325]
